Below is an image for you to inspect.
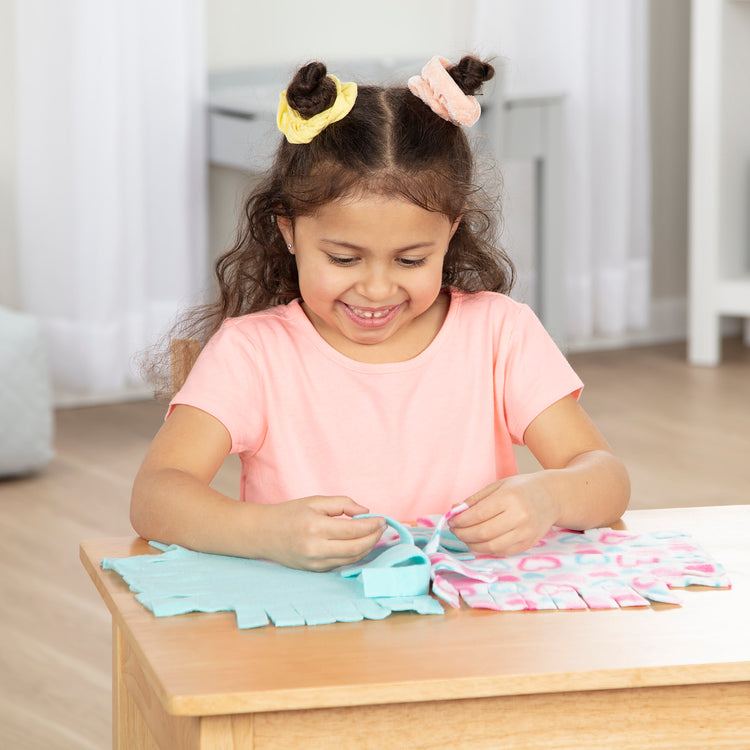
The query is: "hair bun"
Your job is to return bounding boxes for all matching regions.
[285,62,337,119]
[448,56,495,96]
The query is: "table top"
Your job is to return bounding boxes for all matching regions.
[80,505,750,718]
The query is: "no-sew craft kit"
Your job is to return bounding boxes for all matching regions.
[102,505,731,630]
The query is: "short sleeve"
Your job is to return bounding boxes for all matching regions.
[498,303,583,444]
[167,321,266,455]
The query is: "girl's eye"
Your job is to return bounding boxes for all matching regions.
[326,255,358,266]
[325,254,426,267]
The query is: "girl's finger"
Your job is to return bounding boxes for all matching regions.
[326,514,386,541]
[449,494,504,529]
[312,495,370,517]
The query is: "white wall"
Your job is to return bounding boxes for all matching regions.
[0,0,18,309]
[649,0,690,309]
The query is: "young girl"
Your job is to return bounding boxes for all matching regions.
[131,56,630,572]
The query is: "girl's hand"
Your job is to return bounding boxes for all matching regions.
[254,496,387,572]
[447,396,630,557]
[448,474,560,556]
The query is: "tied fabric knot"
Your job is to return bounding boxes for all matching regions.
[341,514,431,597]
[408,56,481,127]
[277,75,357,144]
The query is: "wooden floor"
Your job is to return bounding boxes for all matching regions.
[0,338,748,749]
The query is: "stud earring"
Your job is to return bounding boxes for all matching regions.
[287,243,292,251]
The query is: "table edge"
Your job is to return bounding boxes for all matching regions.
[165,661,750,716]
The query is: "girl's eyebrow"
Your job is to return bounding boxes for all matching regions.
[320,239,437,253]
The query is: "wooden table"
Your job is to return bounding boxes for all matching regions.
[80,506,750,749]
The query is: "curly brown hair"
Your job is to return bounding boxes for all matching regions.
[143,56,514,396]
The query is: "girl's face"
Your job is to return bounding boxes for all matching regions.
[278,194,459,363]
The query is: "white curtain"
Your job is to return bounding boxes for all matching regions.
[475,0,651,342]
[16,0,206,398]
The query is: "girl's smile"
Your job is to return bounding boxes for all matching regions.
[340,301,404,327]
[278,195,460,363]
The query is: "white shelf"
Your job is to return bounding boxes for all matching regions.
[688,0,750,364]
[716,277,750,316]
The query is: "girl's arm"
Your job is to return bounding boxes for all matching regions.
[130,405,386,571]
[448,394,630,555]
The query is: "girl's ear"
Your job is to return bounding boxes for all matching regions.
[449,215,463,241]
[276,215,294,252]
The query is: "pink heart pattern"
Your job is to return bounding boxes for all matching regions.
[423,519,731,611]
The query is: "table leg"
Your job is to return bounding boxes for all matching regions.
[113,621,209,749]
[113,622,160,749]
[111,621,256,749]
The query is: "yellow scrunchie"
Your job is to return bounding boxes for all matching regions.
[277,75,357,144]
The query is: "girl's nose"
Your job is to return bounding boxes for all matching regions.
[355,264,398,301]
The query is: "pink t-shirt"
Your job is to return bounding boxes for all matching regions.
[170,290,582,520]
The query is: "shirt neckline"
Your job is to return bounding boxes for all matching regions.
[288,289,462,373]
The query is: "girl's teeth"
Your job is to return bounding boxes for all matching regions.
[351,306,389,318]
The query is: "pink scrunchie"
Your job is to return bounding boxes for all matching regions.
[407,56,481,127]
